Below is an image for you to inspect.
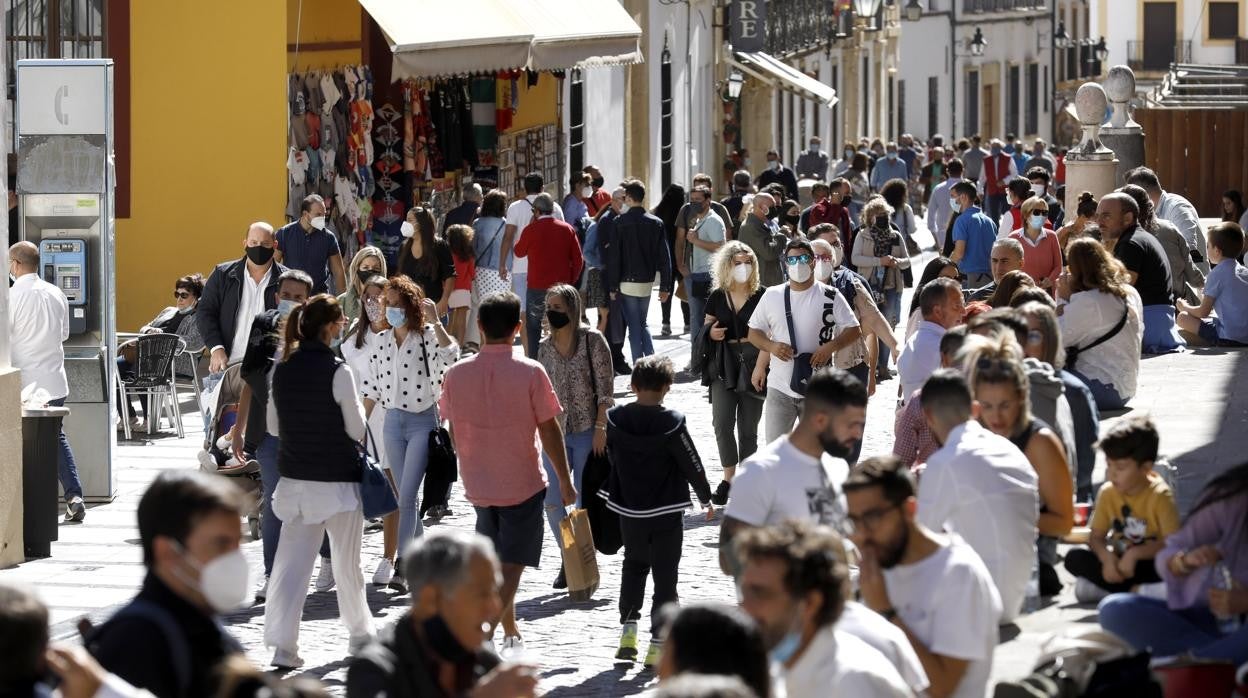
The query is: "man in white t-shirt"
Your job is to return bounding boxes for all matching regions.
[846,455,1002,698]
[917,369,1038,623]
[747,238,861,442]
[719,368,867,576]
[736,520,911,698]
[500,171,565,353]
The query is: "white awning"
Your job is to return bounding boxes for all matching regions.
[359,0,642,79]
[731,52,838,108]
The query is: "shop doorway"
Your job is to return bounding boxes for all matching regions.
[982,84,999,141]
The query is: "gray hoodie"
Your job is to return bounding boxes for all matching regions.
[1024,357,1077,483]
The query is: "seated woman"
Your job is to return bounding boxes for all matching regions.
[117,273,205,429]
[960,334,1073,597]
[989,270,1036,309]
[1099,463,1248,665]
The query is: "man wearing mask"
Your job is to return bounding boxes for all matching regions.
[870,143,910,193]
[597,187,633,374]
[500,172,566,355]
[583,165,612,218]
[1004,133,1028,173]
[962,135,989,184]
[738,193,788,287]
[745,240,862,442]
[718,368,866,576]
[199,222,290,375]
[918,147,946,209]
[795,137,830,181]
[720,170,754,236]
[1023,139,1056,175]
[846,455,1002,698]
[513,193,584,357]
[676,185,726,340]
[1026,167,1064,229]
[756,149,799,201]
[977,139,1018,222]
[948,181,998,287]
[997,178,1035,238]
[87,471,249,698]
[348,531,538,698]
[926,159,964,251]
[274,194,346,295]
[607,180,672,362]
[897,134,920,181]
[736,521,916,698]
[1094,193,1182,352]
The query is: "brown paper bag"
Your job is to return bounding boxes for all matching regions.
[559,508,600,601]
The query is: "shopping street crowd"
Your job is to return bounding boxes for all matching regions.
[6,129,1248,698]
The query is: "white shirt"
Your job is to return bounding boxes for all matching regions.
[360,325,459,413]
[783,625,911,698]
[837,601,929,695]
[926,176,962,247]
[747,282,859,399]
[9,273,70,399]
[1156,190,1209,274]
[883,538,1002,698]
[897,320,946,406]
[228,266,272,363]
[504,194,565,274]
[1058,286,1144,400]
[918,421,1038,623]
[725,435,850,531]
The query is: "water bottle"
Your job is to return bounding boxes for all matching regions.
[1216,562,1241,634]
[1023,557,1041,614]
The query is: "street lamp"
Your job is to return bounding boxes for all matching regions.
[852,0,884,30]
[904,0,923,22]
[969,27,987,57]
[1053,20,1070,48]
[1094,36,1109,62]
[727,69,744,99]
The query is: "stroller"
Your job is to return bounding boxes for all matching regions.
[196,363,263,540]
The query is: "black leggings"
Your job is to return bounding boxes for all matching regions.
[1064,547,1161,594]
[619,515,683,632]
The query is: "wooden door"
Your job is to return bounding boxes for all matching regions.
[1143,3,1177,71]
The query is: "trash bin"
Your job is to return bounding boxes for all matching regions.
[22,405,69,559]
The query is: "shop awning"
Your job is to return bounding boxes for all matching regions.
[359,0,642,79]
[730,52,838,108]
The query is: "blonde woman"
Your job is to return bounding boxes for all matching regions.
[851,196,910,382]
[337,246,387,322]
[701,241,768,504]
[1008,197,1062,293]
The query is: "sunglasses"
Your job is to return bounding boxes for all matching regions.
[784,254,813,266]
[174,291,192,300]
[1033,209,1050,215]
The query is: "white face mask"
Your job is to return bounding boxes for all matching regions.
[310,215,327,231]
[815,260,834,281]
[1029,214,1048,229]
[400,221,416,238]
[769,160,781,171]
[581,186,593,198]
[1031,184,1046,197]
[731,262,752,284]
[174,544,251,613]
[788,263,812,284]
[619,204,632,215]
[810,144,820,153]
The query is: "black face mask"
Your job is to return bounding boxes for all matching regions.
[422,614,475,664]
[246,245,275,265]
[546,309,571,329]
[783,214,800,227]
[874,216,890,229]
[358,269,380,284]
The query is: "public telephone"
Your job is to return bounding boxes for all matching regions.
[38,238,89,334]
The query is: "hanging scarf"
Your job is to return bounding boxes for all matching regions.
[869,223,898,292]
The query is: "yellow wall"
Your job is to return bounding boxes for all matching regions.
[115,2,288,331]
[505,73,559,133]
[287,0,363,72]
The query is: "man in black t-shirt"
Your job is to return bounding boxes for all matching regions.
[1097,192,1182,351]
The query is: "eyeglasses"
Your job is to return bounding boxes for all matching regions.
[174,291,192,300]
[814,254,835,263]
[784,254,813,266]
[846,503,900,533]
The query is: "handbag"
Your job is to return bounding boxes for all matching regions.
[784,286,814,396]
[721,291,764,400]
[1065,300,1128,371]
[359,426,398,519]
[418,334,459,517]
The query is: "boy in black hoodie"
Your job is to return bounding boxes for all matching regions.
[604,355,714,667]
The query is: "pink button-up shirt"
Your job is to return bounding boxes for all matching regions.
[439,344,563,507]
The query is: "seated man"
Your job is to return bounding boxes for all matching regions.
[1097,193,1182,353]
[967,238,1024,303]
[1177,222,1248,347]
[87,471,248,698]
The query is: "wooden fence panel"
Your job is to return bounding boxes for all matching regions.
[1137,108,1248,217]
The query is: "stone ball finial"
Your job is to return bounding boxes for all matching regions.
[1104,65,1136,102]
[1075,83,1108,125]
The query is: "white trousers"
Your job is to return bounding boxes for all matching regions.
[263,506,375,653]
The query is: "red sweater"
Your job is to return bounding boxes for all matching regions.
[513,216,584,290]
[1009,228,1063,293]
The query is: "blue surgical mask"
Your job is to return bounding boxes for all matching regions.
[1029,214,1048,229]
[770,630,803,664]
[277,299,300,318]
[950,198,962,213]
[385,306,407,328]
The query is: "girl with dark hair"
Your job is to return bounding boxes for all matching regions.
[1223,190,1247,225]
[396,206,456,318]
[653,183,690,334]
[1100,462,1248,665]
[265,294,374,668]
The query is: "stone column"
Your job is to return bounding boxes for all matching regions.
[1063,82,1119,225]
[1099,65,1145,187]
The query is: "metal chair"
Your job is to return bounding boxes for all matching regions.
[173,345,205,410]
[116,334,186,440]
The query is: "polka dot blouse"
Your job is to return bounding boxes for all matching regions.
[360,324,459,412]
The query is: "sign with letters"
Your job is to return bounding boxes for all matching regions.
[729,0,767,53]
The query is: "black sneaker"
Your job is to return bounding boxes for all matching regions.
[711,480,731,506]
[614,361,632,376]
[552,564,567,590]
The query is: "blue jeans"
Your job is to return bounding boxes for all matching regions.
[1099,593,1248,665]
[685,273,711,337]
[876,288,901,371]
[46,398,82,500]
[619,293,654,361]
[542,428,593,544]
[384,406,438,551]
[257,434,329,577]
[525,288,548,357]
[1066,367,1128,411]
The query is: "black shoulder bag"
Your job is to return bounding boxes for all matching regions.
[1065,300,1128,371]
[785,286,815,395]
[581,332,623,555]
[418,332,459,516]
[722,292,765,400]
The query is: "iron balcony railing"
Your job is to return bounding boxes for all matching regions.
[1127,39,1192,72]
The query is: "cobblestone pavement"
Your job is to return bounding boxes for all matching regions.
[9,219,1248,695]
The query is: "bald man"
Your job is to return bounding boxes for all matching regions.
[197,222,290,374]
[8,241,85,521]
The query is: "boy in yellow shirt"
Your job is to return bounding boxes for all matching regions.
[1064,416,1180,603]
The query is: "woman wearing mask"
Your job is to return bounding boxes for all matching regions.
[1008,197,1062,294]
[960,335,1073,597]
[851,197,910,383]
[701,242,767,504]
[340,276,399,586]
[1057,192,1098,261]
[879,179,918,261]
[845,153,871,221]
[396,206,456,320]
[264,294,375,669]
[362,275,458,590]
[537,283,614,588]
[834,142,856,178]
[337,246,387,322]
[469,189,512,353]
[779,199,802,236]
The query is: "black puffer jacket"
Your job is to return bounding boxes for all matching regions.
[603,404,712,518]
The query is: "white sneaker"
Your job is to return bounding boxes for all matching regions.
[485,639,497,655]
[1075,577,1111,604]
[315,558,335,592]
[502,635,525,655]
[372,558,395,586]
[271,648,304,669]
[255,577,269,603]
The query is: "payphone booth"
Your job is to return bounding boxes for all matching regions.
[16,59,116,502]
